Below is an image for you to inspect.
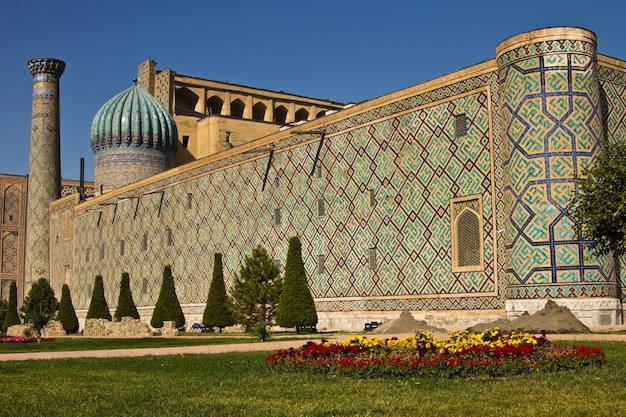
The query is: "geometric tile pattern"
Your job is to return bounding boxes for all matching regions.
[498,38,616,299]
[58,72,505,315]
[0,175,27,301]
[24,58,64,289]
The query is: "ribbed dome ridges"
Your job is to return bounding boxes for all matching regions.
[90,85,177,153]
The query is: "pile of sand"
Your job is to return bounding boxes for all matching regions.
[467,300,590,334]
[370,310,446,335]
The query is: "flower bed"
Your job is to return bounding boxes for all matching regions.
[265,329,606,378]
[0,335,54,343]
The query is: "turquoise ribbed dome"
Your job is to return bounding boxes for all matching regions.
[90,84,177,153]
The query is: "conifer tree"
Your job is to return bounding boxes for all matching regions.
[57,284,79,334]
[20,278,58,316]
[276,236,318,333]
[114,272,140,320]
[151,265,185,329]
[230,245,282,331]
[2,281,21,332]
[86,275,112,320]
[202,253,235,332]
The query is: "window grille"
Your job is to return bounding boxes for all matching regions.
[456,210,480,267]
[166,228,173,246]
[317,165,322,178]
[187,193,193,209]
[142,278,148,295]
[369,189,376,207]
[274,177,280,188]
[274,208,282,226]
[100,244,105,260]
[142,233,148,251]
[368,247,377,270]
[317,199,326,217]
[455,114,467,138]
[120,240,125,256]
[317,254,325,274]
[85,249,90,263]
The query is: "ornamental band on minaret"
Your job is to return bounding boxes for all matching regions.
[24,58,65,291]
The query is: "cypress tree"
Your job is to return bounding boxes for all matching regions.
[86,275,112,320]
[114,272,140,320]
[2,281,21,332]
[202,253,235,332]
[276,236,318,333]
[57,284,79,334]
[151,265,185,329]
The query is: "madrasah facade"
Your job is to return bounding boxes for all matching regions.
[7,27,626,331]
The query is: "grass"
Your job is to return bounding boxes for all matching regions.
[0,333,311,354]
[0,341,625,416]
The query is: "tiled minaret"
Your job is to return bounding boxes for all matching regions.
[24,58,65,290]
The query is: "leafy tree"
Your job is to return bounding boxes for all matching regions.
[230,245,282,331]
[57,284,79,334]
[2,281,21,332]
[202,253,235,332]
[114,272,140,320]
[571,139,626,258]
[151,265,185,329]
[86,275,112,320]
[0,299,7,331]
[21,278,58,317]
[276,236,318,333]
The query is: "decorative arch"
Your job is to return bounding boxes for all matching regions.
[207,95,224,115]
[316,110,326,118]
[252,102,267,121]
[231,99,245,118]
[2,232,18,273]
[295,108,309,122]
[3,185,20,225]
[274,105,288,124]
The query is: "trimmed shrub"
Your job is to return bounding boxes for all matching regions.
[2,281,21,332]
[86,275,112,320]
[114,272,140,320]
[57,284,79,334]
[202,253,235,332]
[276,236,318,332]
[151,265,185,329]
[21,278,58,319]
[230,245,282,331]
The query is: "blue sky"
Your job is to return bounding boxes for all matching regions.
[1,0,624,181]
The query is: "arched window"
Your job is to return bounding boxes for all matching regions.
[316,110,326,118]
[295,108,309,122]
[2,232,18,273]
[231,99,245,118]
[451,196,483,272]
[252,102,266,121]
[175,87,199,113]
[207,96,223,115]
[274,105,288,124]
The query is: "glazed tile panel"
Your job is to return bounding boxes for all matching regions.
[69,78,505,313]
[498,38,616,298]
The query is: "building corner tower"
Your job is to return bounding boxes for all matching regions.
[24,58,65,292]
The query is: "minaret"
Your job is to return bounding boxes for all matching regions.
[24,58,65,290]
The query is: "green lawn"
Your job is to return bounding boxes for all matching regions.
[0,341,624,416]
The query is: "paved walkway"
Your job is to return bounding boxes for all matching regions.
[1,332,625,362]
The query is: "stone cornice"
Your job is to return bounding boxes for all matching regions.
[28,58,65,78]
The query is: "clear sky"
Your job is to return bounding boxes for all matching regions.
[1,0,624,181]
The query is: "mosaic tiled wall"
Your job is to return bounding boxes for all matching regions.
[497,31,617,299]
[24,58,64,289]
[56,69,508,315]
[0,175,27,300]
